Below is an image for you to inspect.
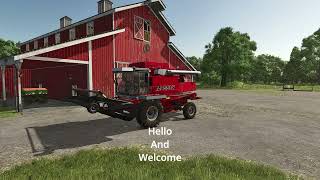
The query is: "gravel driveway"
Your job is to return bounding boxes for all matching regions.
[0,90,320,178]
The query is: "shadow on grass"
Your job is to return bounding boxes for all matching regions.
[26,117,143,156]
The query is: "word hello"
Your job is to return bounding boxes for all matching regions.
[149,127,172,136]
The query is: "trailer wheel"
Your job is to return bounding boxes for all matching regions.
[87,102,99,114]
[183,102,197,119]
[137,101,163,128]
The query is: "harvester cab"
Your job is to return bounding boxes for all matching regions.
[75,62,201,128]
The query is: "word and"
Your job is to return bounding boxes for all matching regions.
[151,140,170,149]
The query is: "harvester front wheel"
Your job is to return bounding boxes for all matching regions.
[183,102,197,119]
[137,101,163,128]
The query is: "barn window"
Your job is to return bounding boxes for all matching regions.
[34,40,38,50]
[44,37,49,47]
[116,61,130,68]
[26,44,30,52]
[134,16,151,42]
[55,33,61,44]
[69,28,76,41]
[87,21,94,36]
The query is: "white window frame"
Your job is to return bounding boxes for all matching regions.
[69,28,76,41]
[86,21,94,36]
[34,40,38,50]
[116,61,130,68]
[55,33,61,44]
[134,16,144,41]
[44,37,49,47]
[134,16,151,43]
[26,44,30,52]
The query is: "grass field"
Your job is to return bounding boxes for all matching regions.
[0,107,16,118]
[0,148,297,180]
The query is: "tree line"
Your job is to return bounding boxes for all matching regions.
[187,27,320,86]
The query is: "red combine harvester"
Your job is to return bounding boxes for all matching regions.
[75,62,201,128]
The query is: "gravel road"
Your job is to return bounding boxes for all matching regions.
[0,90,320,178]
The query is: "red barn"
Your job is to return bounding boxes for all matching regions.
[0,0,196,111]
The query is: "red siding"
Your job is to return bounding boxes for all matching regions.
[27,61,88,99]
[169,50,189,70]
[0,68,32,98]
[114,6,169,64]
[38,38,44,49]
[48,34,55,46]
[92,36,114,97]
[20,45,26,53]
[40,42,89,61]
[94,15,113,34]
[29,42,34,51]
[60,29,69,43]
[76,24,87,39]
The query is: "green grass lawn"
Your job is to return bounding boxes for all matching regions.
[0,107,17,118]
[0,148,297,180]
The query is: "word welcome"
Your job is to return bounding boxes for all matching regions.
[138,153,182,162]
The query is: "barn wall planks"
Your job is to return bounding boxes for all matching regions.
[40,42,89,61]
[114,6,170,64]
[169,49,189,70]
[92,36,114,97]
[0,68,32,98]
[30,64,87,99]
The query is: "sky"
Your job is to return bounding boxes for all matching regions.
[0,0,320,60]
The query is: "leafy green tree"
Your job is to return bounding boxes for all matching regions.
[251,54,285,84]
[201,27,257,86]
[285,29,320,84]
[299,29,320,83]
[0,38,20,59]
[283,47,304,84]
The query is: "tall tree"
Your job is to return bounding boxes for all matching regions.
[0,39,20,59]
[283,47,304,84]
[300,29,320,83]
[286,29,320,84]
[202,27,257,86]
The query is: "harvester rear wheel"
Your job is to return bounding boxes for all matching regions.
[183,102,197,119]
[137,101,163,128]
